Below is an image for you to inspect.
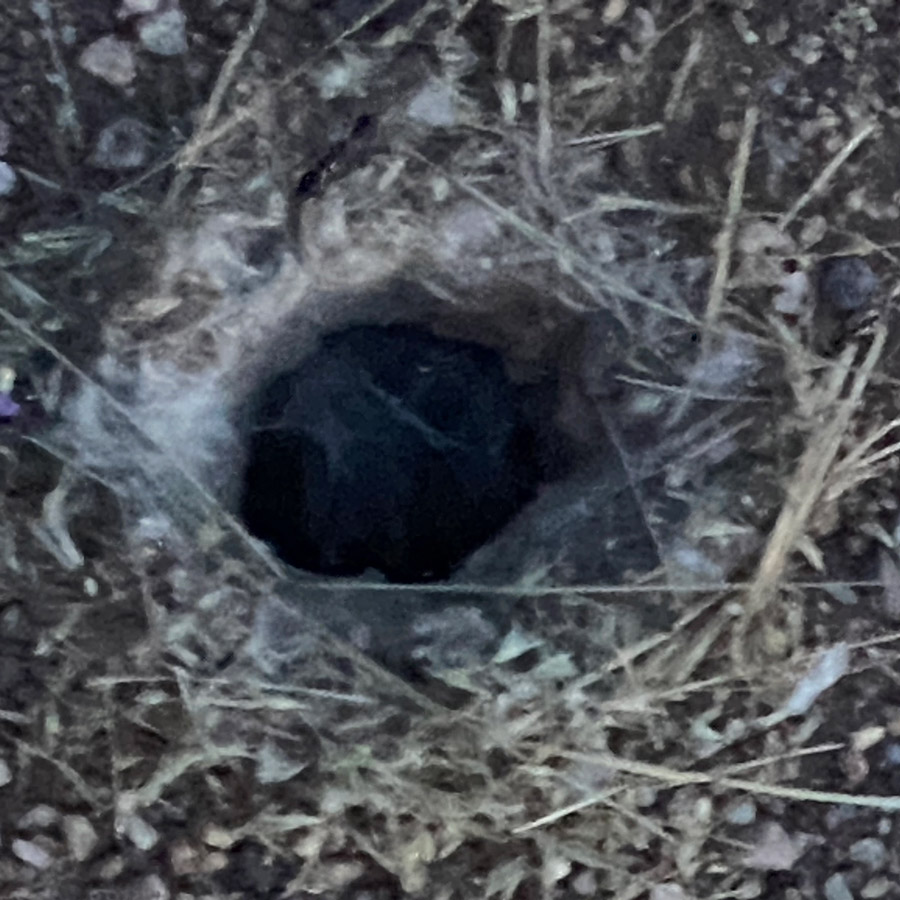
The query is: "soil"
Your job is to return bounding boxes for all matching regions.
[4,1,900,899]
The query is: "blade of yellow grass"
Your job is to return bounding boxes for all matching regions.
[514,746,900,833]
[740,325,886,629]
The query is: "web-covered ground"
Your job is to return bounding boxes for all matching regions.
[3,1,900,898]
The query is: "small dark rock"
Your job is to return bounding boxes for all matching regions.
[214,839,296,898]
[239,324,547,582]
[818,256,879,312]
[89,117,152,170]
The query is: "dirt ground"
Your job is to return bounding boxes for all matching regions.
[4,1,900,898]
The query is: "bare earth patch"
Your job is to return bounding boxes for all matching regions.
[3,1,900,899]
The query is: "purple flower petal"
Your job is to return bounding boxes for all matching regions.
[0,393,20,418]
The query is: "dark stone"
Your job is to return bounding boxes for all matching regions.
[239,324,547,582]
[213,839,296,898]
[818,256,879,312]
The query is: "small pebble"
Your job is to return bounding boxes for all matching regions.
[0,161,16,197]
[63,814,98,862]
[79,35,137,87]
[862,876,890,899]
[137,8,188,56]
[18,805,60,829]
[90,117,151,170]
[256,740,306,784]
[818,256,879,311]
[100,856,126,880]
[12,838,53,870]
[0,757,11,786]
[850,837,887,871]
[407,80,457,127]
[884,742,900,766]
[773,269,811,314]
[824,873,854,900]
[133,873,169,900]
[119,813,159,851]
[725,799,757,826]
[0,391,19,418]
[650,885,687,900]
[169,840,199,876]
[201,851,228,873]
[201,824,235,849]
[571,870,597,896]
[120,0,164,14]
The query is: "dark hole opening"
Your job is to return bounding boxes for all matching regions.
[238,322,565,582]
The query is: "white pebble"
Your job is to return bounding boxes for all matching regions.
[407,80,457,127]
[138,8,188,56]
[862,876,891,899]
[135,873,170,900]
[850,837,887,871]
[18,804,60,829]
[79,35,137,87]
[825,873,853,900]
[63,814,98,862]
[119,813,159,851]
[120,0,164,14]
[725,799,757,826]
[773,269,811,314]
[650,885,687,900]
[201,824,234,849]
[571,870,597,896]
[12,838,53,870]
[0,757,11,787]
[0,161,16,197]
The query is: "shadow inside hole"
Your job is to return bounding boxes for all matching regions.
[238,322,570,583]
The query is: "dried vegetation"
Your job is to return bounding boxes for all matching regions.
[3,1,900,899]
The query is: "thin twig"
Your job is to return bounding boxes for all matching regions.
[441,171,702,326]
[564,195,711,221]
[287,576,893,598]
[528,753,900,834]
[663,30,703,121]
[32,0,82,147]
[566,123,664,147]
[616,373,770,402]
[706,104,758,328]
[164,0,268,209]
[515,747,900,832]
[536,2,553,184]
